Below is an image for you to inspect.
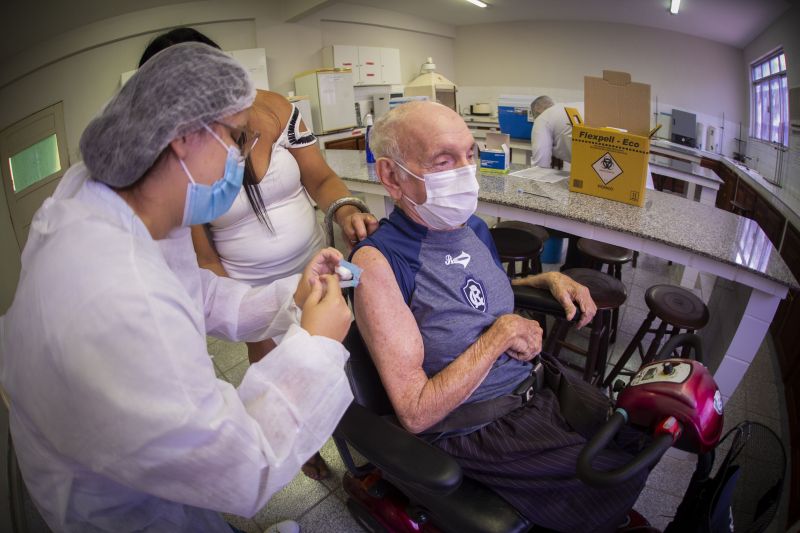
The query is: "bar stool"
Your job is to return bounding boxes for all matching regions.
[489,225,545,279]
[602,284,710,389]
[576,238,635,344]
[543,268,627,386]
[494,220,550,247]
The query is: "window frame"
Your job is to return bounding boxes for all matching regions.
[749,49,789,149]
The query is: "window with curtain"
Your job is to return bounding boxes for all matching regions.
[750,50,788,147]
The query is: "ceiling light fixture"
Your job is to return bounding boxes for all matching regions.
[669,0,681,15]
[465,0,488,7]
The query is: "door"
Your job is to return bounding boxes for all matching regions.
[0,103,69,251]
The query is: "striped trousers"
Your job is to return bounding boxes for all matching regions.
[434,357,649,533]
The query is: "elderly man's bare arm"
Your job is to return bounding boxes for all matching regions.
[352,246,543,434]
[511,272,597,329]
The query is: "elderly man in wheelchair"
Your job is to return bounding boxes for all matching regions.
[339,101,651,533]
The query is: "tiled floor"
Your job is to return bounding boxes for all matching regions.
[209,248,794,533]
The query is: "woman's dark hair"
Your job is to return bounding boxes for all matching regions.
[139,27,272,231]
[138,27,221,66]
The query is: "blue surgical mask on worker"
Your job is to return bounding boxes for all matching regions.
[179,125,245,226]
[394,161,479,230]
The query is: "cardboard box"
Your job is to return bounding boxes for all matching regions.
[479,132,510,173]
[568,70,652,207]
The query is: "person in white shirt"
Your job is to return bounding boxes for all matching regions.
[0,42,353,533]
[529,96,583,168]
[529,96,652,271]
[530,95,655,189]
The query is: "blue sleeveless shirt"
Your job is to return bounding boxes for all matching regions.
[353,209,532,403]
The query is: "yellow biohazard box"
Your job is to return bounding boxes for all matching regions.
[567,70,654,207]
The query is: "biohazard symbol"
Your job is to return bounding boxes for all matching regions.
[592,152,623,185]
[462,278,487,312]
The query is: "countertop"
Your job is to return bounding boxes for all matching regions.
[650,139,800,229]
[322,149,799,290]
[461,114,499,124]
[649,155,722,183]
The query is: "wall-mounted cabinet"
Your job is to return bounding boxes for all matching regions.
[323,45,401,86]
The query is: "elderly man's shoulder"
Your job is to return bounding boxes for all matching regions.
[465,214,494,241]
[351,215,409,261]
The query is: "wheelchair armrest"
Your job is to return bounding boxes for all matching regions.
[335,403,463,494]
[512,284,579,322]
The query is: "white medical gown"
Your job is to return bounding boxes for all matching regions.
[530,102,583,168]
[0,163,353,532]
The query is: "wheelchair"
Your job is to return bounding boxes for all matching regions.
[332,285,579,533]
[331,280,739,533]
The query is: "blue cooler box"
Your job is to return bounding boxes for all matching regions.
[497,96,534,140]
[541,238,565,264]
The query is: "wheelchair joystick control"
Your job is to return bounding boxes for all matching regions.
[662,362,674,375]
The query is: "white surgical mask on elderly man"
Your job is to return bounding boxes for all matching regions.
[394,161,480,230]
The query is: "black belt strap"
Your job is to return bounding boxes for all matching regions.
[421,355,599,438]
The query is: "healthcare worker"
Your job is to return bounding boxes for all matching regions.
[530,95,655,189]
[529,96,583,168]
[529,95,651,271]
[0,42,353,532]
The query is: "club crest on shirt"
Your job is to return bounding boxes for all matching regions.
[445,251,471,268]
[461,277,487,312]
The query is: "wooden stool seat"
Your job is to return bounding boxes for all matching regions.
[562,268,627,310]
[577,238,635,265]
[575,238,635,344]
[603,284,710,389]
[493,220,550,244]
[490,227,544,278]
[645,284,710,330]
[544,268,627,385]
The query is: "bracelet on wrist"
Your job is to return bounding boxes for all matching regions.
[323,197,371,247]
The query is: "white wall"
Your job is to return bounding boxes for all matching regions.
[0,1,266,312]
[0,1,455,312]
[1,3,791,311]
[743,4,800,202]
[454,20,746,156]
[291,2,455,97]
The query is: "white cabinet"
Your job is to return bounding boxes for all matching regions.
[323,45,401,86]
[357,46,381,85]
[379,48,401,85]
[325,44,357,71]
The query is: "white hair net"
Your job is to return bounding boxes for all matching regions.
[80,42,255,188]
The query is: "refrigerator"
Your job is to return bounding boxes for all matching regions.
[294,69,357,135]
